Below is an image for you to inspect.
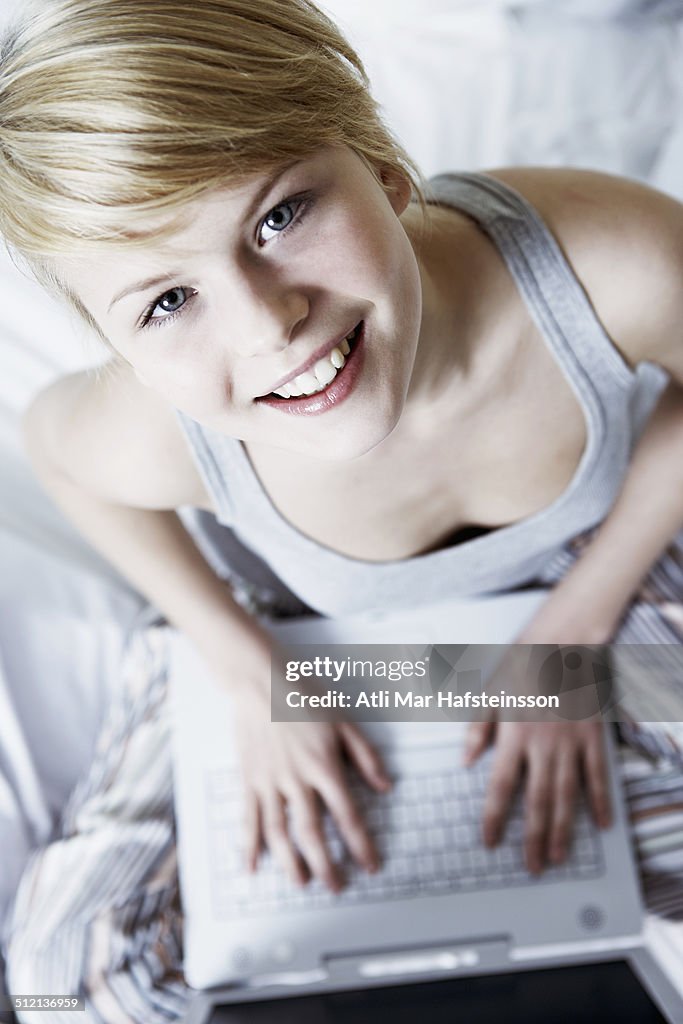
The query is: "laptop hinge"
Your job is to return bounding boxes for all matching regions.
[325,937,510,984]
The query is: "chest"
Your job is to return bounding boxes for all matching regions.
[244,328,588,562]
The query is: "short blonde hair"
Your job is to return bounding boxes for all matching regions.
[0,0,425,333]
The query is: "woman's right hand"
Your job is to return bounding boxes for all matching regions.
[232,673,392,892]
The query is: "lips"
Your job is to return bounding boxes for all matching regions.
[260,322,362,400]
[272,325,360,400]
[255,321,365,416]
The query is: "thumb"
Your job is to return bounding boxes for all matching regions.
[337,721,392,792]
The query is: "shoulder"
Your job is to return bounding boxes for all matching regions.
[23,359,213,510]
[484,167,683,378]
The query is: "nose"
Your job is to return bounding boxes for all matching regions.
[232,277,309,358]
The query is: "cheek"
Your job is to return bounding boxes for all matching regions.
[393,241,422,328]
[361,208,422,324]
[309,204,400,291]
[371,223,423,370]
[138,348,232,420]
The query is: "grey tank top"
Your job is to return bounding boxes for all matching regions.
[176,172,667,616]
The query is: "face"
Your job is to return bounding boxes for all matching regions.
[60,146,423,460]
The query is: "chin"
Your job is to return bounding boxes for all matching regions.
[307,409,403,463]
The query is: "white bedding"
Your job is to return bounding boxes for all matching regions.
[1,0,683,974]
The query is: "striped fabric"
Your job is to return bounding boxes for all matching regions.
[3,533,683,1023]
[536,528,683,764]
[622,751,683,920]
[4,626,187,1024]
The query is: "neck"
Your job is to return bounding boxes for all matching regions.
[399,202,481,431]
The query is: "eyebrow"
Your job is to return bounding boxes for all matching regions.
[108,272,183,313]
[107,159,304,315]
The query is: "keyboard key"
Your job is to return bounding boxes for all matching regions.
[206,760,605,918]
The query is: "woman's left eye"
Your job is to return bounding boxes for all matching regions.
[258,198,304,245]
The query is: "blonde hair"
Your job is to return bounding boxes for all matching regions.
[0,0,425,335]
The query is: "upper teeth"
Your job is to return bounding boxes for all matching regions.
[273,327,357,398]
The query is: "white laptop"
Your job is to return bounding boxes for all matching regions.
[169,592,683,1023]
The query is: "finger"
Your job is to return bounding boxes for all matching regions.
[338,722,392,792]
[464,720,495,766]
[287,787,341,892]
[243,790,262,872]
[261,792,309,887]
[315,769,380,874]
[548,743,579,865]
[582,727,612,829]
[524,745,554,875]
[482,740,524,848]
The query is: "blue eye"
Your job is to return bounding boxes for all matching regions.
[153,287,188,316]
[259,201,296,244]
[140,286,193,329]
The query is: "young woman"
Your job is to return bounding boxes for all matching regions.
[1,0,682,1017]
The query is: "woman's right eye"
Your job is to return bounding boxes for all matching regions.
[140,286,193,329]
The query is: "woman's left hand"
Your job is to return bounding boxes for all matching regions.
[464,592,617,874]
[464,717,612,874]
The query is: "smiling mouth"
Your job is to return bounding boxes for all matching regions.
[266,323,361,400]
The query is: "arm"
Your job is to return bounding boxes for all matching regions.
[520,380,683,643]
[488,167,683,640]
[468,169,683,869]
[24,363,388,887]
[23,365,269,681]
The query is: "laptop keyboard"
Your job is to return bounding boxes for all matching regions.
[205,756,605,920]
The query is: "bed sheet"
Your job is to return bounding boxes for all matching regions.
[322,1,683,187]
[0,528,142,942]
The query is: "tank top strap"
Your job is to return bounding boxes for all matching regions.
[427,172,636,396]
